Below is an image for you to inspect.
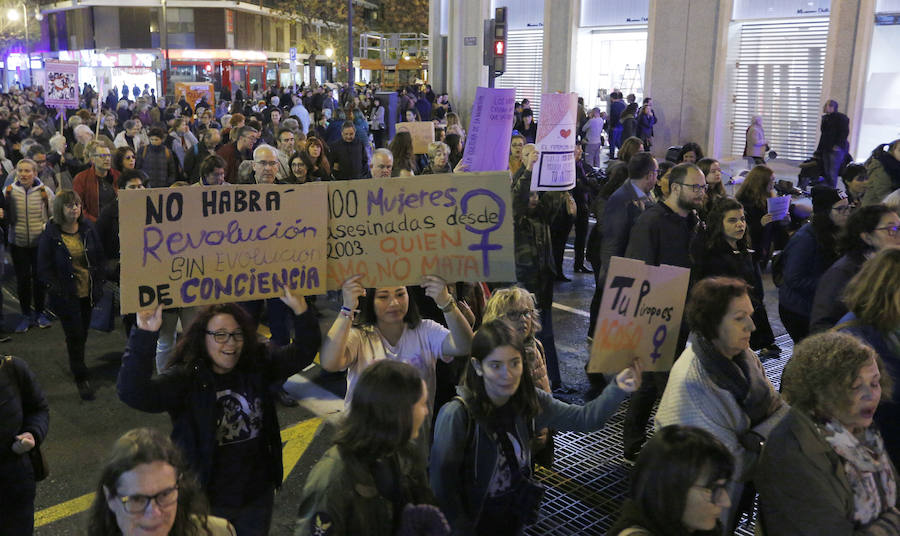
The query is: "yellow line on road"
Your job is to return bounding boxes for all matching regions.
[35,418,322,527]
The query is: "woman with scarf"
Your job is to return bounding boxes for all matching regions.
[756,332,900,535]
[656,277,788,531]
[862,139,900,206]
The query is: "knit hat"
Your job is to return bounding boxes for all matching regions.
[811,185,846,213]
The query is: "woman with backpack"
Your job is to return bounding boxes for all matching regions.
[430,320,641,535]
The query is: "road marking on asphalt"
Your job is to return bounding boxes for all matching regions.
[34,418,322,527]
[552,302,590,318]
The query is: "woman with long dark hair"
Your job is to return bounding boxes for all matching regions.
[778,186,849,342]
[691,198,779,358]
[296,360,448,536]
[608,426,735,536]
[736,165,780,270]
[305,137,331,181]
[117,296,320,535]
[389,131,417,177]
[697,157,726,219]
[430,320,640,534]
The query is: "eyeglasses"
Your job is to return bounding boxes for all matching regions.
[255,160,279,168]
[115,485,179,514]
[875,225,900,237]
[692,482,729,504]
[205,330,244,344]
[673,182,708,193]
[93,153,112,159]
[503,309,533,321]
[124,155,136,160]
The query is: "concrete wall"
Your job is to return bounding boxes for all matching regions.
[446,0,490,127]
[541,0,578,94]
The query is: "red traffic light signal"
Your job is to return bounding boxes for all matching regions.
[494,40,505,56]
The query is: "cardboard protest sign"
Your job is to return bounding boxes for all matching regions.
[461,87,516,172]
[44,60,79,108]
[588,256,691,374]
[326,172,515,289]
[174,82,215,112]
[119,183,328,313]
[531,92,577,191]
[395,121,435,154]
[766,196,790,221]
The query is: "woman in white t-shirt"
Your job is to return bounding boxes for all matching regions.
[320,274,474,409]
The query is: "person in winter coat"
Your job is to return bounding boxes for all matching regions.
[778,186,849,343]
[743,116,768,165]
[430,320,641,535]
[810,204,900,334]
[736,165,782,271]
[691,198,779,359]
[656,277,788,531]
[168,119,199,170]
[581,108,605,168]
[862,139,900,206]
[137,127,178,188]
[836,248,900,468]
[72,142,120,221]
[0,355,49,535]
[636,103,657,151]
[296,360,449,536]
[756,332,900,536]
[5,158,55,333]
[118,297,320,535]
[607,426,734,536]
[37,190,106,401]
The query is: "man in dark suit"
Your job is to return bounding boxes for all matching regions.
[816,99,850,189]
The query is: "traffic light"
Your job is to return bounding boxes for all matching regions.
[493,7,507,75]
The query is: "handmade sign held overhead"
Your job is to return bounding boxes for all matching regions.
[119,183,328,313]
[588,256,691,374]
[44,60,79,130]
[326,172,516,289]
[460,87,516,172]
[395,121,435,154]
[531,92,577,191]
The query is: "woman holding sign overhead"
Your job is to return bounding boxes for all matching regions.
[117,296,320,535]
[656,277,787,532]
[319,274,473,416]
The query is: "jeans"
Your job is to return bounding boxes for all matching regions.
[156,307,199,373]
[585,143,603,167]
[527,276,562,388]
[573,205,589,268]
[822,147,846,189]
[0,456,35,536]
[10,245,43,316]
[779,304,810,345]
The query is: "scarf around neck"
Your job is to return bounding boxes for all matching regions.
[818,418,897,525]
[691,332,777,426]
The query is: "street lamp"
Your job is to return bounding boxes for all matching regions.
[324,47,334,58]
[7,8,19,21]
[6,3,31,85]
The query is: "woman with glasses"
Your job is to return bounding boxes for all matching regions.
[37,190,106,402]
[608,425,735,536]
[836,248,900,467]
[809,205,900,334]
[286,153,313,184]
[304,137,331,181]
[117,294,321,534]
[430,320,641,534]
[656,277,787,531]
[756,332,900,535]
[113,146,137,174]
[778,185,849,343]
[87,427,235,536]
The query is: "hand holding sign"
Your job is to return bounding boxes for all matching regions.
[615,358,643,392]
[341,275,367,311]
[137,305,164,333]
[279,287,309,316]
[421,274,452,308]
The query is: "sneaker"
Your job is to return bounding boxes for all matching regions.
[36,313,52,329]
[76,380,96,401]
[14,317,31,334]
[622,451,639,467]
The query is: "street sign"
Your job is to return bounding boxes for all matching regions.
[464,36,478,46]
[289,47,297,61]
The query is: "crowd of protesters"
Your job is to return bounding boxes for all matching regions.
[0,76,899,536]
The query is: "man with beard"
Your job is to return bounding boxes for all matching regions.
[619,162,706,464]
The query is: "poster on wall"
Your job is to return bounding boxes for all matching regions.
[174,82,215,113]
[531,92,577,191]
[44,60,79,108]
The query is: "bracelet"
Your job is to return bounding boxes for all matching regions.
[438,299,457,313]
[340,305,353,313]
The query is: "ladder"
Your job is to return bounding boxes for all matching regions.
[619,64,643,96]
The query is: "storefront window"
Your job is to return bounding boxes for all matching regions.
[856,16,900,157]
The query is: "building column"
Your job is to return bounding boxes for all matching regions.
[447,0,490,127]
[541,0,578,94]
[645,0,731,158]
[822,0,875,156]
[428,0,448,93]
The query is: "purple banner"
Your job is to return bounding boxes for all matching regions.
[461,87,516,172]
